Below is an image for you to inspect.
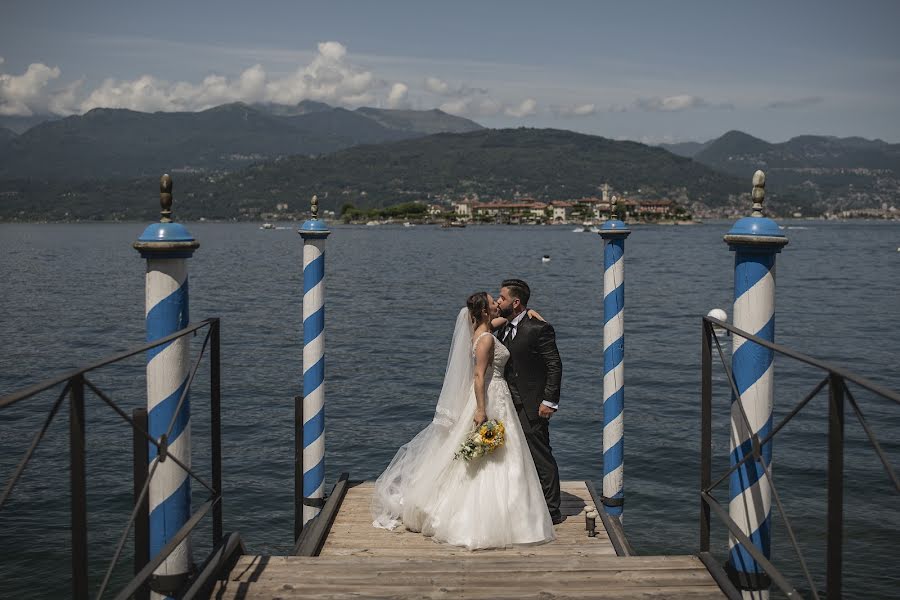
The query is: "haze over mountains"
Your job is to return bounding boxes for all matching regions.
[0,102,897,220]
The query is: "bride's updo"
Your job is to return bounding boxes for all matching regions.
[467,291,490,324]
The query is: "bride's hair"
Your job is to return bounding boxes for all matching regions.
[466,291,490,324]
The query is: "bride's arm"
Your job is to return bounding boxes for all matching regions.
[490,317,508,330]
[526,308,545,322]
[472,335,493,427]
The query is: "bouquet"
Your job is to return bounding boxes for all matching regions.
[454,419,505,461]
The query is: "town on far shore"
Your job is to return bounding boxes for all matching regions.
[330,183,694,227]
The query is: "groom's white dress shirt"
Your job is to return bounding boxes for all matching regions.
[503,310,559,412]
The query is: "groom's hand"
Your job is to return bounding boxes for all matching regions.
[538,404,555,419]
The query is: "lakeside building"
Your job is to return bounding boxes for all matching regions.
[451,195,679,224]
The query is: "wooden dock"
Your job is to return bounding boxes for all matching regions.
[212,481,732,599]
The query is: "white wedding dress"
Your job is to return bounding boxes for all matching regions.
[371,308,555,550]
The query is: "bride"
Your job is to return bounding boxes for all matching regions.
[371,292,555,550]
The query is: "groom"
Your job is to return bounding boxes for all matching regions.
[495,279,563,524]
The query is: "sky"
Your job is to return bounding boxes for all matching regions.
[2,0,899,143]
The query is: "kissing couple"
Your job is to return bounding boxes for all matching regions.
[372,279,563,550]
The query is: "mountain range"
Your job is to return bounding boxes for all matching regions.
[661,131,900,214]
[0,101,897,220]
[0,128,744,221]
[0,101,482,179]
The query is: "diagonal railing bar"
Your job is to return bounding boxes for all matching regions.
[705,375,829,493]
[0,320,216,409]
[710,327,766,471]
[0,318,225,600]
[710,328,768,463]
[707,317,900,405]
[752,436,822,600]
[164,326,211,439]
[112,496,217,600]
[702,316,898,598]
[0,381,70,511]
[94,457,161,600]
[712,326,827,598]
[843,383,900,493]
[83,377,216,496]
[702,491,804,599]
[710,328,745,415]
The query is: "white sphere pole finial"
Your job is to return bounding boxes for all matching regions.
[706,308,727,323]
[751,170,766,218]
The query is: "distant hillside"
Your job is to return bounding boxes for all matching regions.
[0,115,57,134]
[0,128,746,221]
[0,127,16,145]
[225,128,744,211]
[657,140,709,158]
[680,130,900,215]
[356,107,483,134]
[0,102,483,179]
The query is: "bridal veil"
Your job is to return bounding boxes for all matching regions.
[371,307,475,529]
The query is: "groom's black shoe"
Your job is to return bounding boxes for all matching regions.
[551,514,565,525]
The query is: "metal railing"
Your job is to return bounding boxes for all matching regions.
[0,318,228,600]
[701,316,900,599]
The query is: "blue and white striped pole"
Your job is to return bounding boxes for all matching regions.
[599,194,630,519]
[133,175,199,599]
[299,195,331,525]
[723,171,788,599]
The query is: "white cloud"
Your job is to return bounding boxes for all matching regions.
[75,42,379,113]
[505,98,537,118]
[1,44,534,120]
[0,60,75,116]
[0,42,385,115]
[426,74,534,119]
[630,94,733,112]
[387,82,410,109]
[425,76,450,95]
[439,96,501,117]
[557,103,597,117]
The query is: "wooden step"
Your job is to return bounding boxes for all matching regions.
[213,555,724,599]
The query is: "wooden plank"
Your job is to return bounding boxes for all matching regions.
[229,555,709,571]
[321,480,616,558]
[211,585,726,599]
[212,482,724,599]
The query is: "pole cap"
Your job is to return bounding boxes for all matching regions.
[299,194,331,239]
[724,170,788,251]
[134,174,199,258]
[599,192,631,238]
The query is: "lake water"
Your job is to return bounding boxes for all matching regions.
[1,221,898,598]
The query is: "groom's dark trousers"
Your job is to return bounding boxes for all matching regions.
[498,315,563,522]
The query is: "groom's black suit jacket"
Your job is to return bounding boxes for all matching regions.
[498,315,563,428]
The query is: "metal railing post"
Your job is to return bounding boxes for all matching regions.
[133,407,150,600]
[700,320,713,553]
[70,374,89,600]
[210,318,223,544]
[827,374,845,599]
